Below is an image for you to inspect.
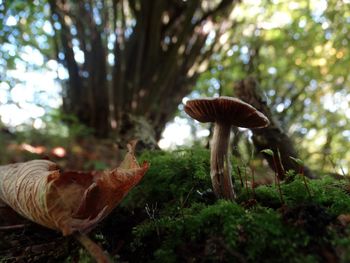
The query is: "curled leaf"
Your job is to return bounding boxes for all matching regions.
[0,144,148,236]
[261,149,274,156]
[290,156,304,166]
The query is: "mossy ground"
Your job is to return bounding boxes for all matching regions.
[98,148,350,263]
[2,148,350,262]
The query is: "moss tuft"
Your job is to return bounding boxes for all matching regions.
[98,148,350,262]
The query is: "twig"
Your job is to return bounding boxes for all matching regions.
[272,155,284,204]
[74,233,111,263]
[145,203,160,238]
[290,156,312,198]
[328,155,346,177]
[250,166,256,199]
[300,166,312,198]
[244,166,249,196]
[237,166,244,187]
[276,149,285,178]
[275,174,284,204]
[211,236,247,263]
[0,224,27,230]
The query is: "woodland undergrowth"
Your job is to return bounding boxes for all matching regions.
[95,148,350,263]
[1,140,350,262]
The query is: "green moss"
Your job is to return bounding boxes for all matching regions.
[101,148,350,263]
[332,227,350,263]
[3,148,348,262]
[132,201,322,263]
[122,148,212,211]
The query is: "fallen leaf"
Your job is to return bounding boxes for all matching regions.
[0,143,148,236]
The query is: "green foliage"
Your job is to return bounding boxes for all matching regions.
[23,111,91,144]
[280,175,350,215]
[332,225,350,263]
[42,110,94,140]
[0,109,95,165]
[131,201,320,263]
[1,147,350,262]
[100,149,350,263]
[261,149,274,156]
[2,0,350,173]
[122,148,212,211]
[187,0,350,173]
[290,156,304,166]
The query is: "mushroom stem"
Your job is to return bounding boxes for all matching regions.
[210,123,235,200]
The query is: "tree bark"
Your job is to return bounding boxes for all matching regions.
[234,77,315,179]
[49,0,239,144]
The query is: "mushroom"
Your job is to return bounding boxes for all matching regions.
[184,96,269,200]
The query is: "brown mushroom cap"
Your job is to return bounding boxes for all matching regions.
[184,96,269,128]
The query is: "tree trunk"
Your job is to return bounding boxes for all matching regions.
[234,77,315,179]
[49,0,240,144]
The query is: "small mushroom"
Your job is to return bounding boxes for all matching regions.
[184,96,269,200]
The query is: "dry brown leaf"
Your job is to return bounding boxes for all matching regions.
[0,143,148,236]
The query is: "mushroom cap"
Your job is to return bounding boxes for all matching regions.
[184,96,269,128]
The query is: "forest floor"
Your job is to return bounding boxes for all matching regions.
[1,136,350,262]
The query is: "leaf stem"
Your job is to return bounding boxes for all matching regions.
[273,155,284,204]
[300,166,312,198]
[251,166,256,199]
[74,233,111,263]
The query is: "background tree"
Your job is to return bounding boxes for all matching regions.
[186,0,350,174]
[1,0,349,174]
[47,0,239,142]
